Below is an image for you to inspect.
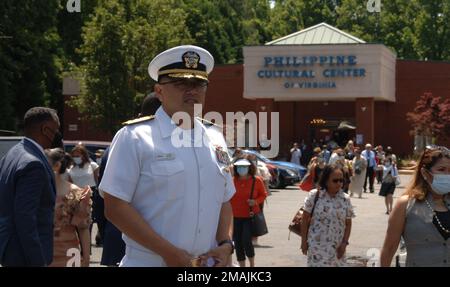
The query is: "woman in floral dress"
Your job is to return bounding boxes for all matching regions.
[301,164,355,267]
[46,148,92,267]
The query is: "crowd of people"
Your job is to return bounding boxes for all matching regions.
[0,44,448,268]
[297,141,400,215]
[294,140,449,267]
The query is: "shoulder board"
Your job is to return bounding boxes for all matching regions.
[122,115,155,126]
[196,117,222,128]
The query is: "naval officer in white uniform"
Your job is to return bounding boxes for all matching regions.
[99,45,236,267]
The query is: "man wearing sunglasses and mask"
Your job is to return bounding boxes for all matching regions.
[100,45,235,267]
[0,107,62,266]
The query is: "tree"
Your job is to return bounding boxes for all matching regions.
[268,0,306,40]
[406,92,450,148]
[335,0,380,43]
[236,0,272,46]
[56,0,99,66]
[0,0,62,132]
[301,0,340,27]
[378,0,419,60]
[182,0,240,64]
[73,0,191,135]
[413,0,450,61]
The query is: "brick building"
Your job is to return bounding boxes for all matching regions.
[63,23,450,158]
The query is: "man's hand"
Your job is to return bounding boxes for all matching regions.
[162,247,193,267]
[336,243,347,259]
[200,244,232,267]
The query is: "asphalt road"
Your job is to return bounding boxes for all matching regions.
[88,173,412,267]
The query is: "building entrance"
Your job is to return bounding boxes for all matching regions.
[309,118,356,148]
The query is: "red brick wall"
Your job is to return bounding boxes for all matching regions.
[375,60,450,156]
[206,64,255,116]
[63,95,112,142]
[64,60,450,157]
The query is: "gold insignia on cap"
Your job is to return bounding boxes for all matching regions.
[183,51,200,69]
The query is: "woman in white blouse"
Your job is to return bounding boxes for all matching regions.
[68,144,102,245]
[68,144,99,188]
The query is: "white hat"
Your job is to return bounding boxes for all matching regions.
[148,45,214,82]
[365,143,372,148]
[234,159,251,166]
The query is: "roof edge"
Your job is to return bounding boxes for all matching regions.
[265,22,366,45]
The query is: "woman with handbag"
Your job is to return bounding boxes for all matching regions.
[230,158,267,267]
[379,158,398,214]
[301,164,355,267]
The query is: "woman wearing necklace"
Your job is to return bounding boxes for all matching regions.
[380,146,450,267]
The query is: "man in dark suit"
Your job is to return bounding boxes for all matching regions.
[0,107,62,266]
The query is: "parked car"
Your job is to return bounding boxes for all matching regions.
[1,137,111,164]
[63,140,111,161]
[242,150,306,189]
[0,136,24,160]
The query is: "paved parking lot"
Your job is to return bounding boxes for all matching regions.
[89,174,413,267]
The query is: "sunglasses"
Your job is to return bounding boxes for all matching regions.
[331,178,344,183]
[159,79,208,90]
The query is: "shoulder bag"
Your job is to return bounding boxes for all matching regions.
[249,176,268,237]
[288,189,320,239]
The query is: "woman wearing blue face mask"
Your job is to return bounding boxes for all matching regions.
[381,146,450,267]
[230,158,267,267]
[379,158,398,214]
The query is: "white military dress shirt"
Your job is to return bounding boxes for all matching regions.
[99,107,235,266]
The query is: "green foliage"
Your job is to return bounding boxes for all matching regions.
[336,0,381,43]
[0,0,63,131]
[413,0,450,60]
[1,0,449,136]
[73,0,191,134]
[57,0,99,66]
[268,0,306,40]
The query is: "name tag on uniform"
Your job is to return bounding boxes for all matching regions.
[214,146,231,166]
[156,153,175,161]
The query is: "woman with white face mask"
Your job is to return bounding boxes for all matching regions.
[68,145,99,188]
[230,158,267,267]
[381,146,450,267]
[378,158,398,214]
[68,144,101,245]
